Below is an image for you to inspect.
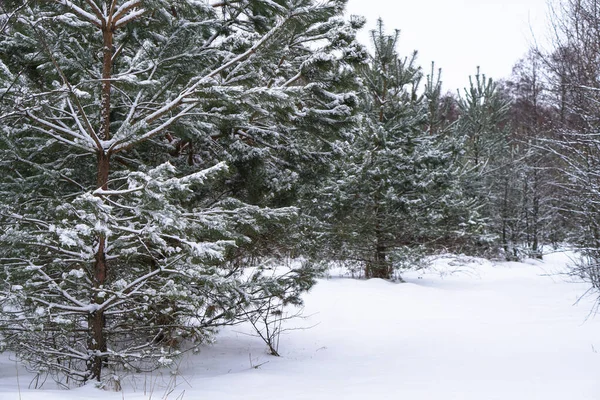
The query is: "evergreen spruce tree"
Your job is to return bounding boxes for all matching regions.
[0,0,362,385]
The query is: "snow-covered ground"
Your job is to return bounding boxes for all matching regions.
[1,251,599,400]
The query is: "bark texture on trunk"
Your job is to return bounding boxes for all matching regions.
[89,151,110,381]
[88,13,114,380]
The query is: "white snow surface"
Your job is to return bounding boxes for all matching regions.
[1,251,599,399]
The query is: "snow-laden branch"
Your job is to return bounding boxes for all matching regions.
[110,102,197,152]
[97,275,158,312]
[27,21,104,151]
[93,185,144,196]
[169,160,228,185]
[24,241,91,260]
[29,124,95,153]
[24,294,98,314]
[97,256,185,311]
[65,98,101,149]
[4,213,51,228]
[24,262,88,309]
[53,0,103,27]
[281,71,303,88]
[110,13,297,153]
[42,347,90,362]
[24,111,89,144]
[114,7,146,29]
[112,0,142,22]
[82,0,104,21]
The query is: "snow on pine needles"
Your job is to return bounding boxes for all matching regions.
[0,251,599,400]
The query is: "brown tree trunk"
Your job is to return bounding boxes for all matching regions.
[501,176,510,259]
[89,151,110,381]
[367,202,391,279]
[532,168,541,257]
[88,16,114,381]
[373,231,389,279]
[99,25,113,141]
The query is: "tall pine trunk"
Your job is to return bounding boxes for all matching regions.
[367,199,391,279]
[88,19,114,381]
[89,151,110,381]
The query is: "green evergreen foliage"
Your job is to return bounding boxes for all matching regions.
[0,0,363,385]
[456,69,511,168]
[312,20,474,279]
[454,69,513,256]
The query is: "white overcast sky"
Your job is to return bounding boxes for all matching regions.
[345,0,551,93]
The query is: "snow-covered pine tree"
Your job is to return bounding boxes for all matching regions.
[314,20,470,279]
[455,69,513,256]
[0,0,362,385]
[424,62,457,136]
[456,69,511,169]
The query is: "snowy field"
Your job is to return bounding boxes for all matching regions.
[1,251,599,400]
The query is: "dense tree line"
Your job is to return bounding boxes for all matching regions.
[1,0,600,387]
